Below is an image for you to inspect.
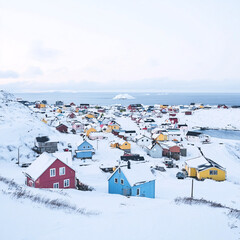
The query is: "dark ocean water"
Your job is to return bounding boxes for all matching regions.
[14,92,240,106]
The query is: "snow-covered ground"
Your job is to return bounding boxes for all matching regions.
[0,91,240,240]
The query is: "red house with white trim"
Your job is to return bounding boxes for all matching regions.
[23,152,75,189]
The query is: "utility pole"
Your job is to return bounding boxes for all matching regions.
[17,146,20,166]
[97,140,99,150]
[191,179,194,198]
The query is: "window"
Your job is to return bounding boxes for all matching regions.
[210,170,218,175]
[53,182,59,188]
[64,179,70,187]
[59,167,65,176]
[50,168,56,177]
[114,178,118,184]
[120,179,124,185]
[137,188,140,196]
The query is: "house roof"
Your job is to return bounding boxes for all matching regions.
[197,158,225,172]
[136,135,151,141]
[185,156,210,168]
[160,141,178,149]
[125,130,136,133]
[36,136,49,143]
[186,131,202,136]
[23,152,73,181]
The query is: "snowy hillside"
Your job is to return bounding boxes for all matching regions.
[0,90,58,162]
[179,108,240,130]
[0,91,240,240]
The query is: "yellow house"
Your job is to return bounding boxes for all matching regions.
[197,166,226,181]
[86,127,97,137]
[41,118,47,124]
[56,108,62,113]
[108,123,120,131]
[153,133,168,142]
[119,141,131,151]
[36,103,46,108]
[185,164,197,177]
[110,140,131,152]
[105,127,113,133]
[160,105,168,109]
[185,156,226,181]
[86,113,95,119]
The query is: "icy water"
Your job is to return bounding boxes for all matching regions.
[199,130,240,140]
[14,92,240,106]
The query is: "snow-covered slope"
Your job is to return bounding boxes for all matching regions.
[179,108,240,129]
[0,90,57,162]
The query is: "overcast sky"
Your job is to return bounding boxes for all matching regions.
[0,0,240,92]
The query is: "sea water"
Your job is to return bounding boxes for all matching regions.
[14,92,240,106]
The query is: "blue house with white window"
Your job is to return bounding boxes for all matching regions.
[75,140,94,159]
[108,162,155,199]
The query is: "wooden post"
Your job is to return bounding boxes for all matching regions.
[191,179,194,198]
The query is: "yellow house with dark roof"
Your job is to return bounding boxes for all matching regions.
[185,156,226,181]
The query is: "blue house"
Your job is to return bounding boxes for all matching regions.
[108,163,155,198]
[75,140,94,159]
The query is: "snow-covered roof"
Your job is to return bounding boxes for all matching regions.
[136,135,151,141]
[23,152,73,181]
[109,163,155,186]
[161,141,178,148]
[121,164,155,186]
[185,156,210,168]
[118,139,129,145]
[152,132,168,139]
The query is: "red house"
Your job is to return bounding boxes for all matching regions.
[68,112,76,119]
[56,124,68,133]
[185,111,192,115]
[161,143,180,160]
[169,117,178,124]
[128,104,143,111]
[23,152,75,189]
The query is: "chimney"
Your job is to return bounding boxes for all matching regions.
[127,160,131,169]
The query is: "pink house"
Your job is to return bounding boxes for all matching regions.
[23,152,75,189]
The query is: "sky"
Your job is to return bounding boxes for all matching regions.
[0,0,240,93]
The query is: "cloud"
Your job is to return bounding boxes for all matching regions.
[2,77,239,93]
[31,41,61,61]
[24,66,43,78]
[0,70,19,79]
